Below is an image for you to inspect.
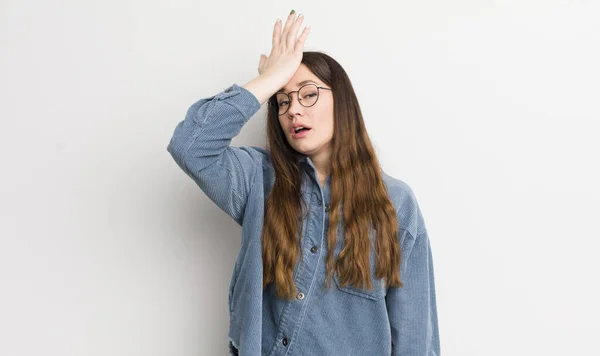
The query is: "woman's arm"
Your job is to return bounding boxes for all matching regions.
[386,212,441,355]
[166,11,310,226]
[166,83,263,226]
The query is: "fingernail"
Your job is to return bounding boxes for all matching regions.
[298,13,303,18]
[290,9,295,15]
[276,17,281,23]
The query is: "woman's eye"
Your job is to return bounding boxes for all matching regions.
[279,101,289,107]
[306,93,317,98]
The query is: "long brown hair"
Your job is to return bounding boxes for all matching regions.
[262,51,403,300]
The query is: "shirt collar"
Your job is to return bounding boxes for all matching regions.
[297,155,330,187]
[298,154,309,164]
[297,154,314,170]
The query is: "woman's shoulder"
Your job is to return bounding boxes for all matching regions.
[380,170,424,236]
[380,170,417,203]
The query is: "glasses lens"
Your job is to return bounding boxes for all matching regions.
[275,84,320,115]
[299,84,319,107]
[276,93,289,115]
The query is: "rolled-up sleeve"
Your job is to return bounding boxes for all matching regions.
[385,228,441,356]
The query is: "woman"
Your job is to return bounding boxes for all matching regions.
[167,10,440,356]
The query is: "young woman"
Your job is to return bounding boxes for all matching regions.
[167,10,440,356]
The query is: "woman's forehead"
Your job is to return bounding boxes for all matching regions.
[279,78,321,93]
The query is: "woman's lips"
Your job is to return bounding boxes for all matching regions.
[292,128,311,138]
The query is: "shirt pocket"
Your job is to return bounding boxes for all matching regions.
[332,262,387,301]
[332,228,387,301]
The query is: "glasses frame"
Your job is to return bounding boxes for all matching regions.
[271,83,332,116]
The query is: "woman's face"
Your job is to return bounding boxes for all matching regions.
[277,64,334,158]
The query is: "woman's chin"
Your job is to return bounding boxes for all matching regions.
[291,144,314,155]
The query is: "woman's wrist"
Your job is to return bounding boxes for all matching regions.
[242,74,284,106]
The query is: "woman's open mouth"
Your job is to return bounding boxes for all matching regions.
[292,127,311,138]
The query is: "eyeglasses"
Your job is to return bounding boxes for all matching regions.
[270,83,332,116]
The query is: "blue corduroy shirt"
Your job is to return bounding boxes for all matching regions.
[167,83,440,356]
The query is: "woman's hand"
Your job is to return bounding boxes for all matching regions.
[258,10,311,86]
[242,10,311,105]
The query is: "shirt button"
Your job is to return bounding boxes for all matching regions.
[310,246,318,253]
[282,337,288,346]
[297,292,305,300]
[224,87,232,93]
[325,203,330,212]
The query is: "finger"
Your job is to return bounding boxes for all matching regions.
[281,11,297,48]
[294,25,310,52]
[272,18,281,48]
[287,14,304,49]
[258,54,266,74]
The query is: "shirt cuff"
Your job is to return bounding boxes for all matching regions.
[213,83,262,120]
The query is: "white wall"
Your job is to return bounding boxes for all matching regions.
[1,1,599,355]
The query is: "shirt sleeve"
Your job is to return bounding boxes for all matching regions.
[166,83,263,226]
[385,227,441,356]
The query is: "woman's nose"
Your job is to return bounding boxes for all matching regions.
[287,93,304,116]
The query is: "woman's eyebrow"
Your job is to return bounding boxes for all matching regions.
[277,80,318,93]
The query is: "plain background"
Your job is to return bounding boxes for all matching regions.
[1,1,599,355]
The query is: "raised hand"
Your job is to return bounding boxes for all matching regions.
[258,10,311,85]
[243,10,311,105]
